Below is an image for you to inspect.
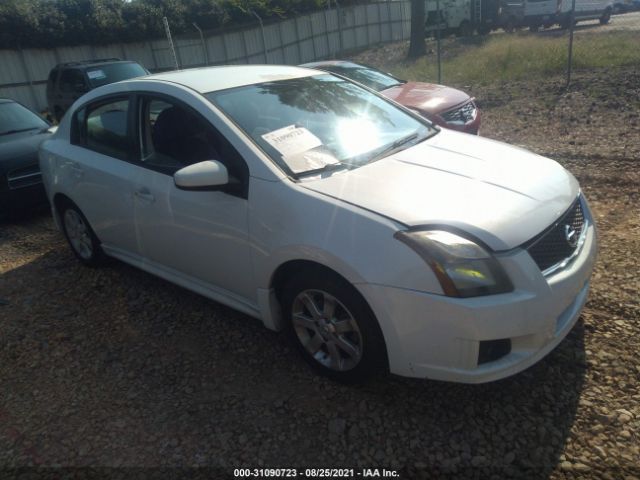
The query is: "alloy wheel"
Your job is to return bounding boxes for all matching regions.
[291,289,363,371]
[64,209,93,260]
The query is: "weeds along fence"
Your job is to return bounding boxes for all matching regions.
[0,2,412,112]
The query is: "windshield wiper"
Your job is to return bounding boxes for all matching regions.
[295,161,353,179]
[363,133,420,164]
[0,127,41,136]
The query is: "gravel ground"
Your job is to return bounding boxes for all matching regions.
[1,64,639,478]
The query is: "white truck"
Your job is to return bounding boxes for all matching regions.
[423,0,502,36]
[499,0,614,31]
[422,0,612,37]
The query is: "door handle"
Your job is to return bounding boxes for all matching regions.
[134,188,155,204]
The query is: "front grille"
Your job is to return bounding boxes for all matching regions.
[440,101,477,125]
[525,197,585,274]
[7,164,41,190]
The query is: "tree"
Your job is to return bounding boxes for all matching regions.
[407,0,425,59]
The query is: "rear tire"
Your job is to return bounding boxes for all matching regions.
[282,269,387,383]
[59,202,105,267]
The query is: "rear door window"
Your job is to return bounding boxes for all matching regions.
[83,97,132,160]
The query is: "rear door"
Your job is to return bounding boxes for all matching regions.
[65,95,141,256]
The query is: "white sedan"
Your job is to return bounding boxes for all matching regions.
[39,65,597,383]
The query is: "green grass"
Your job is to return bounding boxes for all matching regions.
[389,31,640,85]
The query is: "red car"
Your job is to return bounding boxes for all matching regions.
[301,60,481,135]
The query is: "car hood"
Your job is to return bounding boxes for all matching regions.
[382,82,472,116]
[301,130,579,251]
[0,130,51,172]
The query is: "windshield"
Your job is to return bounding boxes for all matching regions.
[86,62,148,88]
[206,74,433,176]
[0,101,48,136]
[322,63,403,92]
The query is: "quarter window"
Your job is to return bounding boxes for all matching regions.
[85,98,131,160]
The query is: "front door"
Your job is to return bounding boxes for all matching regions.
[132,95,255,303]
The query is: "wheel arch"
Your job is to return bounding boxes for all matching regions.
[258,254,370,332]
[266,258,390,373]
[52,192,76,227]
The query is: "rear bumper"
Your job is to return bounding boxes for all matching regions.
[357,221,596,383]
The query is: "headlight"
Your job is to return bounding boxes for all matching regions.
[394,230,513,297]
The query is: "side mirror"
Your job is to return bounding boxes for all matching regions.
[174,160,229,191]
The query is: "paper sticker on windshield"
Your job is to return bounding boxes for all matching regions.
[87,70,107,80]
[284,149,340,174]
[262,125,322,158]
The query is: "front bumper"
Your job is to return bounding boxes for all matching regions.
[435,102,481,135]
[357,220,597,383]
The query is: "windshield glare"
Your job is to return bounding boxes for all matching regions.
[0,102,48,135]
[86,63,148,88]
[207,75,433,176]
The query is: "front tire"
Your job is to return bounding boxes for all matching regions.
[282,270,387,383]
[600,8,611,24]
[60,203,105,266]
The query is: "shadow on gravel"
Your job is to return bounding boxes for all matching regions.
[0,249,586,478]
[0,206,52,248]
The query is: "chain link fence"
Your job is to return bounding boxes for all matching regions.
[410,0,640,89]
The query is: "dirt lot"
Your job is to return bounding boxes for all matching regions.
[1,60,639,478]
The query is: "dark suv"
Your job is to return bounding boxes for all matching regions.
[46,59,149,122]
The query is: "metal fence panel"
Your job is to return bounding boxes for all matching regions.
[56,45,93,63]
[243,28,264,58]
[22,49,57,83]
[174,39,205,68]
[224,31,248,64]
[282,42,301,65]
[123,42,158,70]
[0,51,25,85]
[0,2,413,111]
[206,36,227,65]
[367,4,382,45]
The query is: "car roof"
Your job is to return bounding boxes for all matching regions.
[137,65,320,94]
[55,59,136,69]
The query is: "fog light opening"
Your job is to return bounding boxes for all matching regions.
[478,339,512,365]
